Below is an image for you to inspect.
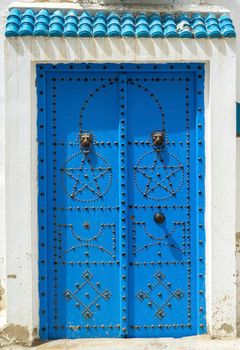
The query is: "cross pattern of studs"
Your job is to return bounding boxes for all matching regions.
[136,271,184,321]
[64,270,112,320]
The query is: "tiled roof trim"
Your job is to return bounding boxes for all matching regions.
[5,8,236,39]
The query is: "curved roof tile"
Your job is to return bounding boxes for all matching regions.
[5,9,236,38]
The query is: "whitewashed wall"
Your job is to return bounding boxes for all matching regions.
[0,0,240,335]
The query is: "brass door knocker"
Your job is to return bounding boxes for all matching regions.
[80,132,92,154]
[151,131,165,152]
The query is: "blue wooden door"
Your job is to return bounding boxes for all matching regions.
[38,64,205,339]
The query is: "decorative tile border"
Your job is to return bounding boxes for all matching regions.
[5,9,236,38]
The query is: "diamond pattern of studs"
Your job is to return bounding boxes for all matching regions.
[136,271,184,321]
[64,270,112,320]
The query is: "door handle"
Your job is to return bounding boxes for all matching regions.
[80,132,92,154]
[154,212,165,224]
[152,131,165,151]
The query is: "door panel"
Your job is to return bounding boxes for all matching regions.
[43,72,122,338]
[127,72,198,337]
[37,64,205,339]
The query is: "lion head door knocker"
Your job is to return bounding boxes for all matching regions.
[80,132,93,154]
[152,131,165,152]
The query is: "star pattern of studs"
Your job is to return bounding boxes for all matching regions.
[134,150,184,201]
[61,152,112,202]
[64,270,112,320]
[136,271,184,320]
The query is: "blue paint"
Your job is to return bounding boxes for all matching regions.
[149,14,164,38]
[136,13,150,37]
[121,13,135,37]
[6,9,236,38]
[177,15,193,38]
[219,14,236,38]
[64,10,78,37]
[78,12,93,37]
[163,14,178,38]
[5,8,21,37]
[93,12,107,37]
[107,13,121,37]
[49,10,64,37]
[237,103,240,136]
[37,63,206,339]
[33,9,50,36]
[18,9,35,36]
[205,16,222,38]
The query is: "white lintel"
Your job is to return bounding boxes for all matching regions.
[8,2,230,14]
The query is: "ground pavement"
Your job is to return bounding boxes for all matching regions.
[1,336,240,350]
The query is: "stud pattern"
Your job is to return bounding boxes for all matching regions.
[119,74,129,336]
[134,150,184,201]
[127,70,205,335]
[37,63,205,339]
[64,270,112,320]
[61,151,112,202]
[136,271,184,321]
[60,223,116,259]
[5,9,236,38]
[132,221,186,256]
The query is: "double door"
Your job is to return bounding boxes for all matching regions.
[37,63,205,339]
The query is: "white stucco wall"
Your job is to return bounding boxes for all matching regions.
[4,34,237,341]
[0,0,13,313]
[0,0,240,340]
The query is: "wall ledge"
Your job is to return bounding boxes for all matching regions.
[8,2,230,14]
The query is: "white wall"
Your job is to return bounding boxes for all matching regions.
[0,0,240,336]
[0,0,14,313]
[4,34,237,340]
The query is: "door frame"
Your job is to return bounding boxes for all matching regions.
[4,36,236,342]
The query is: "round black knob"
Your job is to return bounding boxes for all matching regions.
[154,212,165,224]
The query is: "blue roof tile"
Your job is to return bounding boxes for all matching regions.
[121,13,135,37]
[48,10,64,37]
[78,12,93,37]
[107,13,121,37]
[5,9,236,39]
[149,14,164,38]
[33,9,50,36]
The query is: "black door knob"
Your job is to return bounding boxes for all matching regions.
[154,212,165,224]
